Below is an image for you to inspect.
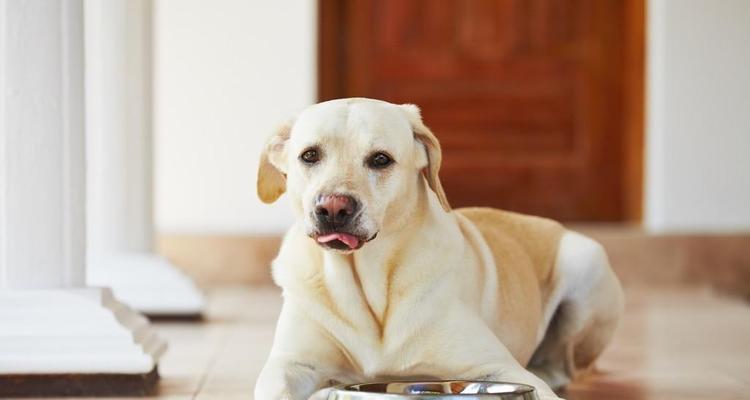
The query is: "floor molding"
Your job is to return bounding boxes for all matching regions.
[157,229,750,298]
[88,253,205,317]
[157,234,281,286]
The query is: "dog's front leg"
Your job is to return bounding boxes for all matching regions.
[422,308,565,400]
[255,357,330,400]
[255,301,348,400]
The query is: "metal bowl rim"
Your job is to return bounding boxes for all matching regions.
[330,379,537,398]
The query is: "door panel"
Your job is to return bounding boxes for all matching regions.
[319,0,642,221]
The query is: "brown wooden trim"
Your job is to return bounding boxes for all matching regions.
[0,368,158,397]
[622,0,646,222]
[157,234,280,286]
[318,0,348,101]
[147,313,203,322]
[158,232,750,299]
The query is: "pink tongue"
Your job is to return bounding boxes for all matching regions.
[317,233,360,249]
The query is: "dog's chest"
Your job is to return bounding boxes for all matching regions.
[323,308,423,378]
[317,253,428,376]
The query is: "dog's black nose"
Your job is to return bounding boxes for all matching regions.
[315,194,358,227]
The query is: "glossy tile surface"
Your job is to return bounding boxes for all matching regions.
[16,285,750,399]
[564,288,750,400]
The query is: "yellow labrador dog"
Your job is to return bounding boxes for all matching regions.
[255,98,624,400]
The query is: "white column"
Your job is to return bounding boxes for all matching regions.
[0,0,164,394]
[84,0,203,316]
[85,0,154,255]
[0,0,85,290]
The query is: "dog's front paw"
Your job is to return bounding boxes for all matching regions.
[254,386,291,400]
[308,388,333,400]
[256,357,334,400]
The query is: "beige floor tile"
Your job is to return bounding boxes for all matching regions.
[195,394,253,400]
[13,285,749,400]
[188,286,750,399]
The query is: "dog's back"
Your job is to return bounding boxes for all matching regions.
[455,207,565,296]
[457,207,564,287]
[455,207,565,363]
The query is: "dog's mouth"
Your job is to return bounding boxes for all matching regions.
[313,232,377,251]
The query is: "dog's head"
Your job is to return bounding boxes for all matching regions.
[257,98,450,253]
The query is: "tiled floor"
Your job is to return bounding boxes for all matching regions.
[25,285,750,399]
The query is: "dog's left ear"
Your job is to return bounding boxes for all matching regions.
[400,104,451,212]
[257,122,292,204]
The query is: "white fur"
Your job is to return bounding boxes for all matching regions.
[255,99,623,400]
[529,232,625,389]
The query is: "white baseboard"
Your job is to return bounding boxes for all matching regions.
[0,287,166,374]
[88,253,205,316]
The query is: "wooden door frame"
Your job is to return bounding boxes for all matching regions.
[318,0,645,223]
[622,0,645,222]
[318,0,350,102]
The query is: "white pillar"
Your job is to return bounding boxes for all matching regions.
[84,0,204,316]
[0,1,164,395]
[0,0,85,290]
[85,0,154,255]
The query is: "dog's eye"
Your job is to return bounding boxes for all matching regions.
[300,148,320,165]
[368,152,393,169]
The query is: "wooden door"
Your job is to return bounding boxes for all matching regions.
[319,0,644,221]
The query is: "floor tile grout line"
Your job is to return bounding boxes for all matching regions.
[191,325,233,400]
[190,290,237,399]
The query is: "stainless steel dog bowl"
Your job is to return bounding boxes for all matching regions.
[328,380,539,399]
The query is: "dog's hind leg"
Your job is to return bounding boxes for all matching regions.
[527,231,624,390]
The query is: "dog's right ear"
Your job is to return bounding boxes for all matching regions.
[257,122,292,204]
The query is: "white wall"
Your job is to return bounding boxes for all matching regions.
[153,0,314,234]
[154,1,750,235]
[646,0,750,232]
